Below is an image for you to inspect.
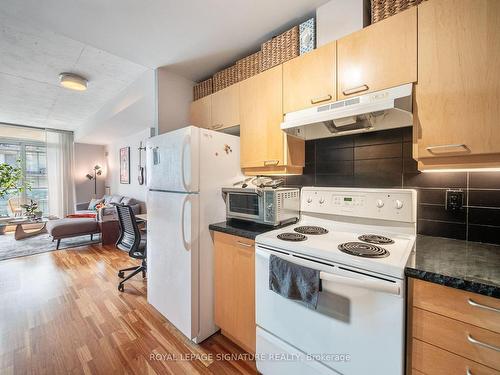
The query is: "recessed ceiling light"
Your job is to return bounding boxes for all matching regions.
[59,72,88,91]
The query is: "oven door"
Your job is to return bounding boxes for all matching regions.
[255,246,405,375]
[225,191,264,223]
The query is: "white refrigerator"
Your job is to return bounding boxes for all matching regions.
[146,126,242,343]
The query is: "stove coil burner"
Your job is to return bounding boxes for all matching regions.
[338,242,389,258]
[294,226,329,235]
[277,233,307,242]
[358,234,395,245]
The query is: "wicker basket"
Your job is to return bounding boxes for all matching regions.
[236,51,262,81]
[261,26,299,71]
[213,65,238,92]
[371,0,423,23]
[193,78,213,100]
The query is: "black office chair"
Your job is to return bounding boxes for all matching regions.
[115,205,147,292]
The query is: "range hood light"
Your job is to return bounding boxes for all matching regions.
[421,168,500,173]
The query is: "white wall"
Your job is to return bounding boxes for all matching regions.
[316,0,370,46]
[105,128,153,209]
[74,143,106,204]
[157,67,195,134]
[75,69,156,144]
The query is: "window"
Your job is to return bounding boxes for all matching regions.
[0,140,48,217]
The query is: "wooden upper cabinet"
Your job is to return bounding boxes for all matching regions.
[211,83,240,130]
[283,42,336,113]
[189,95,211,128]
[240,65,304,175]
[415,0,500,168]
[337,7,417,100]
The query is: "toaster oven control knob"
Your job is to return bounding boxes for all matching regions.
[267,203,274,212]
[395,200,404,209]
[306,197,312,204]
[319,197,325,204]
[376,199,384,208]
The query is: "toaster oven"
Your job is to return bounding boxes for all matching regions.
[222,187,300,226]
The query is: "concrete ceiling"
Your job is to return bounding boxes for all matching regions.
[0,0,327,138]
[1,0,327,82]
[0,11,149,131]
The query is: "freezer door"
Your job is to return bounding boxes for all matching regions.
[147,190,200,340]
[146,126,200,193]
[198,128,243,191]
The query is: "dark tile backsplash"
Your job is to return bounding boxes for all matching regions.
[283,127,500,245]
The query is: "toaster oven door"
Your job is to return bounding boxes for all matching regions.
[226,192,263,222]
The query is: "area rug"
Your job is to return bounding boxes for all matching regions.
[0,232,101,261]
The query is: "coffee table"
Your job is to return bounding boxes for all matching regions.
[8,217,50,240]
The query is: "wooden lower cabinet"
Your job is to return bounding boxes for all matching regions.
[409,279,500,374]
[412,338,499,375]
[213,231,255,353]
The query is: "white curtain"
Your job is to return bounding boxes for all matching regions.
[46,130,76,218]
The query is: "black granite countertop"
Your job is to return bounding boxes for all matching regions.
[209,219,294,240]
[406,235,500,298]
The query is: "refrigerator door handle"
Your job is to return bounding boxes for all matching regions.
[181,194,190,252]
[181,135,191,192]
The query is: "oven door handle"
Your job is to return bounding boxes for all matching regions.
[319,271,400,296]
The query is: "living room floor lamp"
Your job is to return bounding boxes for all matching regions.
[86,165,102,196]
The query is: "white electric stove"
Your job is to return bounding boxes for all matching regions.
[255,187,417,375]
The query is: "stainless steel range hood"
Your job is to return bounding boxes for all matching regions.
[281,83,413,140]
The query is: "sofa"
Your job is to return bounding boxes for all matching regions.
[75,194,142,221]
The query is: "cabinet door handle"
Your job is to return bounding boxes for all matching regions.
[264,160,279,166]
[466,368,472,375]
[468,298,500,314]
[425,144,468,153]
[236,241,252,248]
[467,334,500,352]
[342,84,369,96]
[311,94,332,104]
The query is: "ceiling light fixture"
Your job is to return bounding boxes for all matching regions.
[59,72,88,91]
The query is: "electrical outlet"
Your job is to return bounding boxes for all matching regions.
[446,189,464,211]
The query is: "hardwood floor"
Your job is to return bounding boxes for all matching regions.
[0,244,257,375]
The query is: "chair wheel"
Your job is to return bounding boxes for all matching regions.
[118,271,124,278]
[118,284,124,292]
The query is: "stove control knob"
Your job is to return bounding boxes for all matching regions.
[307,197,313,204]
[376,199,384,208]
[319,197,325,204]
[395,200,404,209]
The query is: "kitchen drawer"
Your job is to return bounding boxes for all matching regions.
[412,338,499,375]
[412,279,500,333]
[214,231,255,248]
[412,307,500,370]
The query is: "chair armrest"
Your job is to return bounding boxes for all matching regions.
[76,202,90,211]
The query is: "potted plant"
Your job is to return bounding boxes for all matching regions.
[0,160,32,216]
[20,199,39,219]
